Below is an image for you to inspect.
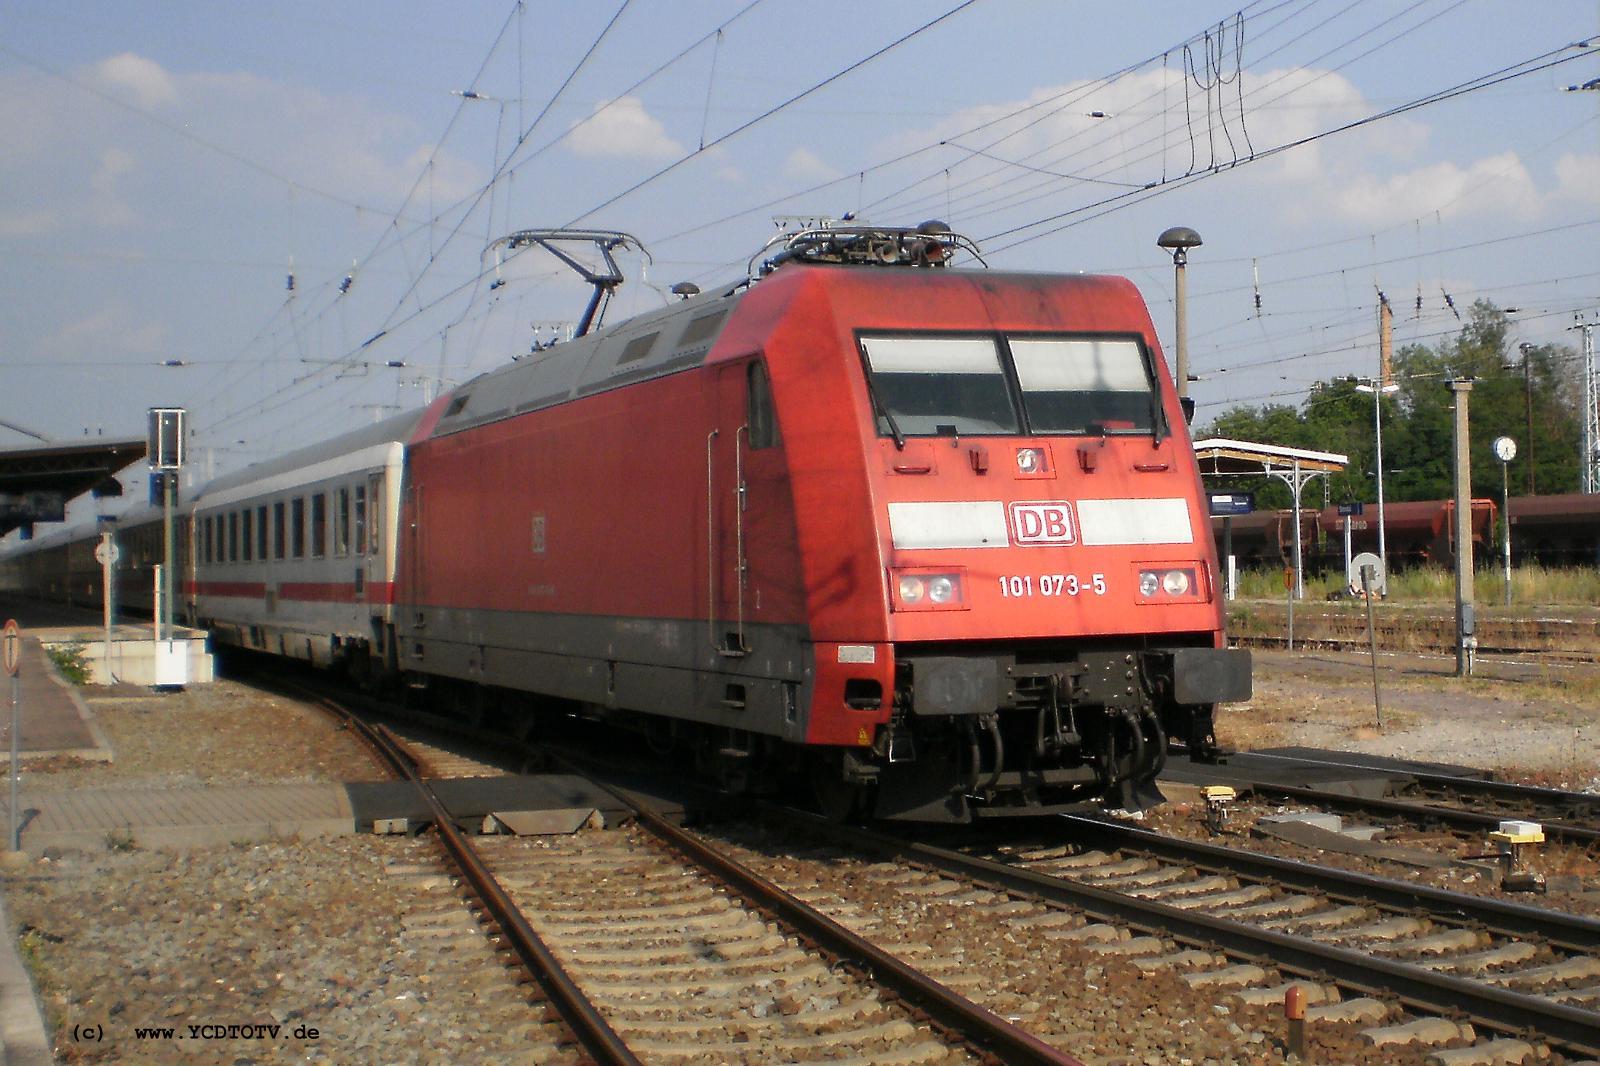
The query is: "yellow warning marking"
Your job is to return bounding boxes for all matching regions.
[856,727,871,746]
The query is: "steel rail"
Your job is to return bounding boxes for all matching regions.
[296,690,643,1066]
[1057,814,1600,953]
[1241,749,1600,821]
[779,812,1600,1056]
[1250,781,1600,849]
[553,769,1085,1066]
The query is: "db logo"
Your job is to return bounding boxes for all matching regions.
[1009,502,1075,545]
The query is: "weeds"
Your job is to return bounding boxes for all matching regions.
[105,830,137,853]
[43,642,91,685]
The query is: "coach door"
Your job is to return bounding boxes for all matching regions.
[707,357,793,660]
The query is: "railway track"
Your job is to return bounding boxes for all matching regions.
[726,806,1600,1062]
[1210,748,1600,852]
[1229,607,1600,662]
[285,680,1082,1065]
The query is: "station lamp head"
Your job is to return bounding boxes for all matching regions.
[1157,226,1203,253]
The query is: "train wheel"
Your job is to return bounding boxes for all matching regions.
[810,752,869,823]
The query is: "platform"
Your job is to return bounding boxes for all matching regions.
[3,781,352,855]
[1,773,686,856]
[31,622,214,687]
[0,634,114,766]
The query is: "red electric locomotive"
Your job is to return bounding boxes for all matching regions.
[395,224,1249,821]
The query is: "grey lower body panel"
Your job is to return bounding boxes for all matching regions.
[397,607,814,743]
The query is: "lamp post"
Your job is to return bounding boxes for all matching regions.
[1354,378,1399,582]
[1157,226,1203,399]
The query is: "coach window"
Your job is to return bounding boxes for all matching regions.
[858,335,1020,437]
[311,494,327,558]
[367,474,383,557]
[273,501,286,560]
[256,505,268,561]
[354,484,367,555]
[1008,336,1156,435]
[241,510,253,562]
[228,512,239,563]
[291,498,306,558]
[335,488,350,556]
[747,361,780,449]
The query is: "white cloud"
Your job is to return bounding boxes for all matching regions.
[38,304,168,361]
[93,53,179,108]
[1554,153,1600,205]
[1327,153,1539,226]
[783,147,838,185]
[566,96,682,160]
[0,209,57,237]
[89,148,140,226]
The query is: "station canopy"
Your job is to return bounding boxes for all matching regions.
[0,438,146,540]
[1191,437,1348,599]
[1191,438,1347,476]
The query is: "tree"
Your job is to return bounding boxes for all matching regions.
[1201,301,1584,506]
[1387,302,1581,500]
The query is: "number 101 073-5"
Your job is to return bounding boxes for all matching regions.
[998,574,1105,598]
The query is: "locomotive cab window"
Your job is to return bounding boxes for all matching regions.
[859,336,1020,437]
[747,360,780,450]
[1010,336,1157,435]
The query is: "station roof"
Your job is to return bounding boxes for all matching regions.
[1191,438,1348,476]
[0,438,147,539]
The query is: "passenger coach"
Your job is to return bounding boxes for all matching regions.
[191,412,419,674]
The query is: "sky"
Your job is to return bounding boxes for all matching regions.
[2,0,1598,534]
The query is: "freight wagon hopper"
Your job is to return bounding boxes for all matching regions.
[397,225,1250,822]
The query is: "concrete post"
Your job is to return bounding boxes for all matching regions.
[1450,379,1475,676]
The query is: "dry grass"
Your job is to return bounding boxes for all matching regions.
[1234,564,1600,606]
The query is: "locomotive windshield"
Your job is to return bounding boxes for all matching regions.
[1010,336,1155,434]
[859,336,1021,436]
[858,332,1157,438]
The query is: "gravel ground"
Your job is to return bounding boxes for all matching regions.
[1218,649,1600,791]
[25,678,385,791]
[2,648,1596,1064]
[4,837,565,1064]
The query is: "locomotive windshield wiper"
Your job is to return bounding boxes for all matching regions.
[862,373,906,450]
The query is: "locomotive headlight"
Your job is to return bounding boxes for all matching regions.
[891,569,967,611]
[1138,566,1202,601]
[1016,447,1045,474]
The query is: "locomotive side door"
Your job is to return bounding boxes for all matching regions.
[707,356,794,659]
